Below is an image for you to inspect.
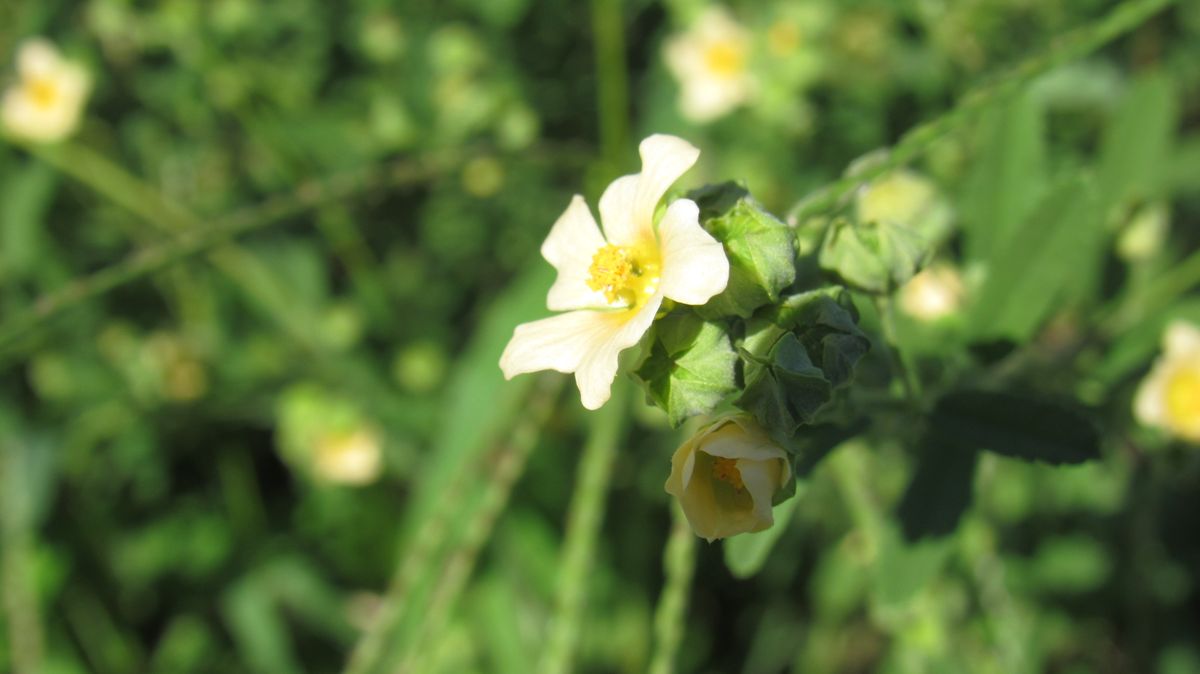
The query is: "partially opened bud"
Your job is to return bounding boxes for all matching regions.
[665,415,792,542]
[898,264,965,321]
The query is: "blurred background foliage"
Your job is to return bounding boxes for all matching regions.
[0,0,1198,673]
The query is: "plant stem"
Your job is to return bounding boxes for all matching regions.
[874,296,923,405]
[591,0,630,169]
[648,501,698,674]
[787,0,1177,223]
[538,382,629,674]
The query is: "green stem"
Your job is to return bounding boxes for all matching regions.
[0,152,450,363]
[1,443,43,674]
[537,383,629,674]
[874,296,923,405]
[1101,245,1200,335]
[786,0,1177,223]
[344,375,562,674]
[591,0,630,168]
[648,502,698,674]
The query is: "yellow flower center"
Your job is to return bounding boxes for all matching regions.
[586,244,660,307]
[25,76,61,110]
[704,40,746,77]
[711,456,744,490]
[1165,365,1200,428]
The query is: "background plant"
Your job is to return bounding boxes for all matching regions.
[0,0,1198,673]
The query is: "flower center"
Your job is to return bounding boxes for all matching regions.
[711,457,744,490]
[586,244,660,308]
[26,76,60,110]
[1165,365,1200,428]
[704,40,746,77]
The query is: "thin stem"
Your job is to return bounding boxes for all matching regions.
[786,0,1177,223]
[591,0,630,168]
[1,442,43,674]
[0,153,450,362]
[648,502,697,674]
[389,375,563,674]
[874,296,923,405]
[343,375,561,674]
[1100,246,1200,335]
[537,383,629,674]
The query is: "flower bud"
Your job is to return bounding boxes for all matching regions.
[665,415,792,541]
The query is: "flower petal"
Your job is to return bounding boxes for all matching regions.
[633,134,700,234]
[17,39,60,78]
[1165,321,1200,357]
[735,459,779,526]
[541,195,609,310]
[1135,362,1170,427]
[657,199,729,305]
[498,297,661,410]
[574,295,663,409]
[598,174,643,247]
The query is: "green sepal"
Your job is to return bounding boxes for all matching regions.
[818,216,929,294]
[735,289,870,440]
[687,182,797,319]
[632,311,738,427]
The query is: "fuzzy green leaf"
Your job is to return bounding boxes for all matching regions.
[633,312,737,426]
[931,390,1101,465]
[818,217,929,294]
[688,182,797,319]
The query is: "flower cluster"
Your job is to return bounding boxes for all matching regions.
[500,134,868,541]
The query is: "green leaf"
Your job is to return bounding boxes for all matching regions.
[723,496,799,579]
[961,92,1047,262]
[931,390,1101,465]
[968,176,1104,340]
[896,437,978,540]
[873,525,953,609]
[738,331,832,437]
[1098,71,1179,216]
[688,182,797,319]
[633,312,738,426]
[818,216,929,293]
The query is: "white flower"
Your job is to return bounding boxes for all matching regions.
[2,38,90,143]
[1135,320,1200,443]
[499,134,729,410]
[664,7,754,123]
[313,428,385,485]
[898,264,964,321]
[664,415,792,542]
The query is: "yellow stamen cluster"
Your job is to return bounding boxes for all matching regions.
[704,41,746,77]
[586,244,659,307]
[711,456,744,490]
[1166,366,1200,427]
[26,77,60,109]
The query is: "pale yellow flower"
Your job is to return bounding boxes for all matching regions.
[665,415,792,542]
[2,38,90,143]
[1135,321,1200,443]
[664,7,754,123]
[313,428,384,485]
[898,264,964,322]
[500,134,729,410]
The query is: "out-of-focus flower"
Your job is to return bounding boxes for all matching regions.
[313,428,384,486]
[2,38,90,143]
[500,134,729,410]
[1117,202,1169,262]
[665,415,792,542]
[1135,321,1200,443]
[898,264,965,322]
[856,169,953,245]
[664,7,754,123]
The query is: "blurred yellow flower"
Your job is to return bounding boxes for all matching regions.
[1136,321,1200,443]
[664,7,754,123]
[500,134,729,410]
[665,415,791,542]
[898,264,964,322]
[313,428,384,486]
[2,38,90,143]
